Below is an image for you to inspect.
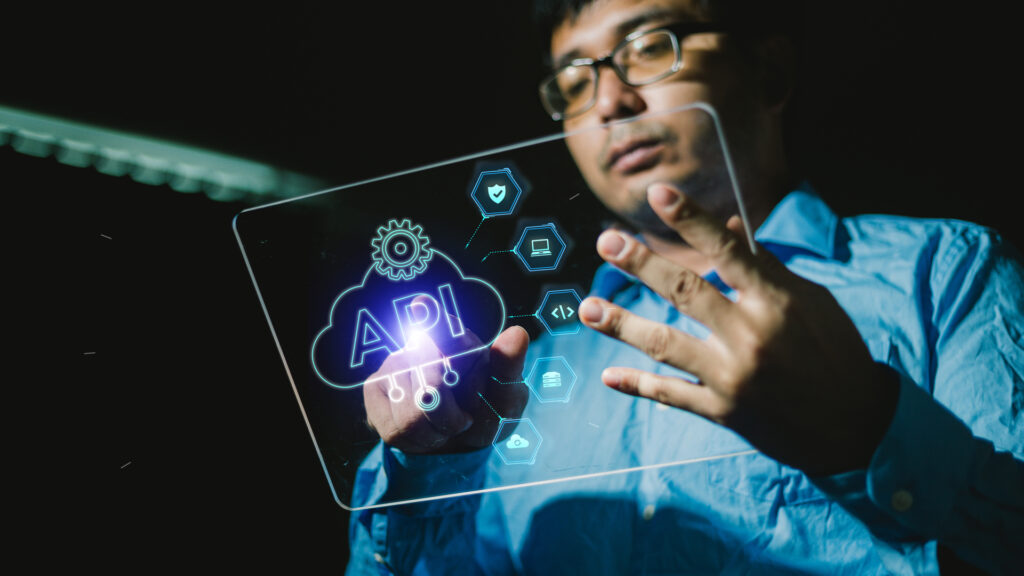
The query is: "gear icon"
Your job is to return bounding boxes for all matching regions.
[370,219,433,281]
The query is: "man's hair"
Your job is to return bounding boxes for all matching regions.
[532,0,803,66]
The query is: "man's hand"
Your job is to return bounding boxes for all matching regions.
[578,183,899,476]
[363,324,530,455]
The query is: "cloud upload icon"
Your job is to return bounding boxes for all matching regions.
[505,434,530,449]
[311,219,506,397]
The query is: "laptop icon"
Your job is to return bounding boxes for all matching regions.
[530,238,552,257]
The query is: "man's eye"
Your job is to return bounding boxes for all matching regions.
[631,36,673,60]
[559,71,592,100]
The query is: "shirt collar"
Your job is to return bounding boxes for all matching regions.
[589,183,839,298]
[754,183,838,260]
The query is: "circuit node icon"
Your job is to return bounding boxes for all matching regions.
[514,223,567,272]
[492,418,542,465]
[471,168,523,217]
[525,356,577,403]
[536,289,582,335]
[370,219,432,281]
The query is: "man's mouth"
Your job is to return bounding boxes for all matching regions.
[604,138,665,174]
[602,133,669,176]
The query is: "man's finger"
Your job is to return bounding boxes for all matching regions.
[385,368,457,450]
[368,333,472,449]
[391,334,473,437]
[596,229,735,333]
[489,325,530,385]
[601,366,716,418]
[578,296,712,378]
[363,374,395,434]
[364,373,449,451]
[647,183,761,290]
[416,360,475,435]
[482,326,530,417]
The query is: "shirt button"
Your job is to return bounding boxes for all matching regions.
[642,504,656,521]
[891,490,914,512]
[656,402,669,411]
[374,553,386,564]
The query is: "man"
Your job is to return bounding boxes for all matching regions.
[348,1,1024,573]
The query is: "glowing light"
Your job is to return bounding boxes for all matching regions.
[310,223,507,394]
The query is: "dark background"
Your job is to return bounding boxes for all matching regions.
[14,1,1018,571]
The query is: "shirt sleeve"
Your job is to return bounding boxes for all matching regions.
[346,443,514,575]
[812,228,1024,575]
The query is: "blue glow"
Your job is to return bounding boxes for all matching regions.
[492,418,543,465]
[414,380,441,412]
[311,221,507,393]
[385,378,406,403]
[536,289,583,336]
[513,223,567,272]
[439,283,465,338]
[386,284,466,352]
[442,358,460,387]
[392,293,441,351]
[525,356,578,403]
[470,168,523,218]
[350,308,401,368]
[370,219,433,281]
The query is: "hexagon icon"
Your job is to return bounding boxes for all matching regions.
[536,289,582,335]
[513,223,567,272]
[526,356,577,403]
[471,168,523,217]
[492,418,542,465]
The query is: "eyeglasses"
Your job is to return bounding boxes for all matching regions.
[539,22,726,121]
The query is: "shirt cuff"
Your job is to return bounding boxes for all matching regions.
[863,372,974,535]
[811,370,975,540]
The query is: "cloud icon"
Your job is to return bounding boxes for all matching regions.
[506,434,530,450]
[311,227,506,390]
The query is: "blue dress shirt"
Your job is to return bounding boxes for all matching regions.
[347,188,1024,575]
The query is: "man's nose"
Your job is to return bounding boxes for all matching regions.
[593,67,647,123]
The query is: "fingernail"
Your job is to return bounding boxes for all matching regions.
[647,183,679,208]
[596,230,629,259]
[579,298,604,324]
[602,368,623,388]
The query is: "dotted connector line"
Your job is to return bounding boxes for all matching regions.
[476,391,504,421]
[464,217,486,250]
[490,376,526,386]
[481,249,513,263]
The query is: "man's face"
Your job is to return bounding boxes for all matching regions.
[551,0,758,236]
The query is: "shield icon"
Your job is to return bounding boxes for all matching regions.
[488,184,506,204]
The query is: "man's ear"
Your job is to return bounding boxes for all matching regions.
[756,34,796,115]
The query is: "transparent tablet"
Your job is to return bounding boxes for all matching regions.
[234,102,760,510]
